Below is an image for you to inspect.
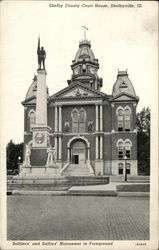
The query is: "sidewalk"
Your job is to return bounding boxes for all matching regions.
[9,182,150,197]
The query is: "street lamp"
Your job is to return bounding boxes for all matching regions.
[124,155,127,182]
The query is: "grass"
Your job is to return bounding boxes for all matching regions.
[116,184,150,192]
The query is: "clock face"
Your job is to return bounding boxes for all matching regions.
[90,67,96,74]
[74,67,79,75]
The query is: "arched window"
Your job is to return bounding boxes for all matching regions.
[118,163,123,174]
[117,140,124,159]
[125,140,132,159]
[71,109,86,133]
[117,108,124,131]
[124,108,131,131]
[79,109,85,133]
[72,110,78,133]
[28,110,36,132]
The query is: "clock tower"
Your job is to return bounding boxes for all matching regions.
[68,39,103,91]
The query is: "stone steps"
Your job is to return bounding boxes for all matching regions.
[62,164,92,176]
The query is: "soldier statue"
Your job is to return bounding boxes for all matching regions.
[46,145,56,166]
[37,38,46,70]
[24,144,31,167]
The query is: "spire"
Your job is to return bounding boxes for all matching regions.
[82,26,89,40]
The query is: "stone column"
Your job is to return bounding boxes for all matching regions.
[100,136,103,159]
[96,105,99,132]
[59,137,61,160]
[55,106,58,132]
[54,137,57,159]
[59,106,62,132]
[100,105,103,131]
[96,136,98,160]
[36,70,47,125]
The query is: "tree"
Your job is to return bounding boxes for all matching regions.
[136,107,150,175]
[6,140,23,172]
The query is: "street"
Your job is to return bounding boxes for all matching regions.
[7,195,149,240]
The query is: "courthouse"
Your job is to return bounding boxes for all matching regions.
[22,37,139,176]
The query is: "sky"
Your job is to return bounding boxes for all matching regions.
[0,1,158,145]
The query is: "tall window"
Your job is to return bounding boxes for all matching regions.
[116,106,131,132]
[125,140,131,159]
[117,109,124,131]
[29,110,36,132]
[125,108,131,131]
[117,141,124,159]
[72,109,86,133]
[72,110,78,133]
[117,139,132,160]
[79,110,85,133]
[126,163,131,174]
[118,163,123,174]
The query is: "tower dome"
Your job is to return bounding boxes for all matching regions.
[73,40,97,64]
[69,39,102,91]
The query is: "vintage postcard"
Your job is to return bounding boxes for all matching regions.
[0,0,158,250]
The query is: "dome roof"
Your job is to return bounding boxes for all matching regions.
[73,40,96,63]
[112,70,136,97]
[25,75,37,100]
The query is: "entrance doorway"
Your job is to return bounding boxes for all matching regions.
[72,155,79,164]
[71,140,86,164]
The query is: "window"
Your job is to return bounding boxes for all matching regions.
[117,109,124,131]
[118,163,123,174]
[126,163,131,174]
[79,110,85,133]
[125,141,131,159]
[118,141,124,159]
[72,110,78,133]
[29,110,36,132]
[116,106,131,132]
[72,109,86,133]
[125,108,131,131]
[117,139,132,160]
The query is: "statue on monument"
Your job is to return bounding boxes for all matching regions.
[24,144,31,167]
[37,37,46,70]
[46,145,56,166]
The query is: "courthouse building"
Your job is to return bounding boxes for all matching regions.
[22,38,139,176]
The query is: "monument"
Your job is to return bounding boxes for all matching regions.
[20,38,59,177]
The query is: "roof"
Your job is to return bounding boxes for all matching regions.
[50,81,107,101]
[112,70,137,97]
[72,40,98,64]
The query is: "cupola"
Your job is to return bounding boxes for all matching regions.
[68,39,103,91]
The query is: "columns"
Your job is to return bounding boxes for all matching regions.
[96,104,103,132]
[100,136,103,159]
[100,105,103,131]
[54,137,57,159]
[96,136,98,160]
[54,105,62,161]
[59,106,62,132]
[96,105,99,132]
[59,137,61,160]
[55,105,62,132]
[55,106,58,132]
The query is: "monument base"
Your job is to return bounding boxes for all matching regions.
[20,165,60,177]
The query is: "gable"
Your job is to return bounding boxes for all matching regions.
[51,82,106,99]
[60,86,94,98]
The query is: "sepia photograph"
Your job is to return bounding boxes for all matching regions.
[0,1,158,249]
